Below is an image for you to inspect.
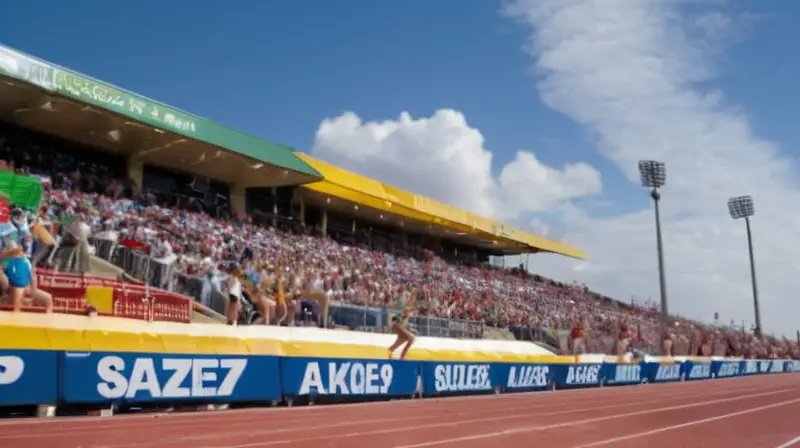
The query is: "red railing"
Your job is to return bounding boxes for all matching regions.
[112,289,191,323]
[22,269,193,323]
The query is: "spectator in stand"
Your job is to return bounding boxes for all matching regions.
[568,319,587,354]
[0,197,53,313]
[225,263,244,325]
[615,324,633,359]
[661,326,674,357]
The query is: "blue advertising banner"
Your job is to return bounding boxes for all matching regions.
[741,360,760,376]
[684,361,712,381]
[0,349,58,406]
[60,352,280,404]
[421,362,494,396]
[768,360,785,374]
[551,363,602,388]
[280,357,419,398]
[496,363,551,391]
[786,361,800,373]
[601,362,644,386]
[644,362,683,383]
[711,361,741,379]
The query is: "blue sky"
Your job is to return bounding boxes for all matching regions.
[1,0,796,214]
[0,1,613,199]
[3,0,800,332]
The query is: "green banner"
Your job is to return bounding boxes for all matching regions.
[0,45,321,178]
[0,46,197,134]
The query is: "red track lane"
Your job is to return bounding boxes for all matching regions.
[0,384,721,441]
[0,374,797,448]
[595,399,800,448]
[434,388,800,448]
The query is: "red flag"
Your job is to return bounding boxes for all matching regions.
[121,239,149,252]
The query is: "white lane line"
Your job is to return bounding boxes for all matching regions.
[2,370,789,430]
[0,383,720,443]
[575,397,800,447]
[776,435,800,448]
[5,384,694,436]
[0,371,695,428]
[98,385,753,448]
[46,379,780,446]
[213,388,796,447]
[2,370,789,428]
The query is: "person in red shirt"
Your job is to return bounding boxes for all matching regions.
[569,320,587,354]
[616,324,633,359]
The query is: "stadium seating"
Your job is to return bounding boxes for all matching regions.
[1,122,797,360]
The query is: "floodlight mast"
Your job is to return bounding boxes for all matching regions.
[638,160,669,320]
[728,195,761,337]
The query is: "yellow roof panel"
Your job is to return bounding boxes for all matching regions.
[296,154,387,199]
[297,153,432,223]
[296,153,586,259]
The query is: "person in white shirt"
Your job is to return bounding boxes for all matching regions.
[198,256,220,308]
[226,263,243,326]
[150,235,173,259]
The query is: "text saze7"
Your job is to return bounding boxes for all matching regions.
[96,356,247,400]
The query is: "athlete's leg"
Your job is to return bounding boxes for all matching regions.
[10,287,25,312]
[226,294,240,325]
[0,269,8,304]
[26,266,52,313]
[399,337,415,360]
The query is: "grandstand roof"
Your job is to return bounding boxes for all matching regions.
[297,153,587,259]
[0,44,586,259]
[0,44,321,187]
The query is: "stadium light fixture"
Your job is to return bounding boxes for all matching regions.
[638,160,666,189]
[728,195,754,220]
[638,160,669,319]
[727,195,762,336]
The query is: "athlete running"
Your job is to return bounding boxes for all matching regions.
[388,290,422,360]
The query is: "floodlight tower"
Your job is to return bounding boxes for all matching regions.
[727,195,761,337]
[639,160,669,318]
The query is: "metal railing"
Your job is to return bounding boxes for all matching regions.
[93,243,491,339]
[96,239,177,291]
[327,303,485,339]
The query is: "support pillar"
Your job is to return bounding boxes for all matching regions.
[229,184,246,218]
[126,156,144,190]
[299,198,306,224]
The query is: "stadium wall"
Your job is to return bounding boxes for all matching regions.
[0,313,796,409]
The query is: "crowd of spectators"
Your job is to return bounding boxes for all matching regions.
[3,121,799,359]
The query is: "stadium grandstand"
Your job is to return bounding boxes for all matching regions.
[0,43,796,360]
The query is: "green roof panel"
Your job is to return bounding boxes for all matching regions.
[0,44,320,179]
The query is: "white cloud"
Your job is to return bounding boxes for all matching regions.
[311,0,799,336]
[503,0,799,335]
[312,109,602,221]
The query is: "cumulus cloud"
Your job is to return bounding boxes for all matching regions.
[312,109,602,221]
[311,0,798,335]
[503,0,799,334]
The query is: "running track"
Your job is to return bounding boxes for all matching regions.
[0,374,798,447]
